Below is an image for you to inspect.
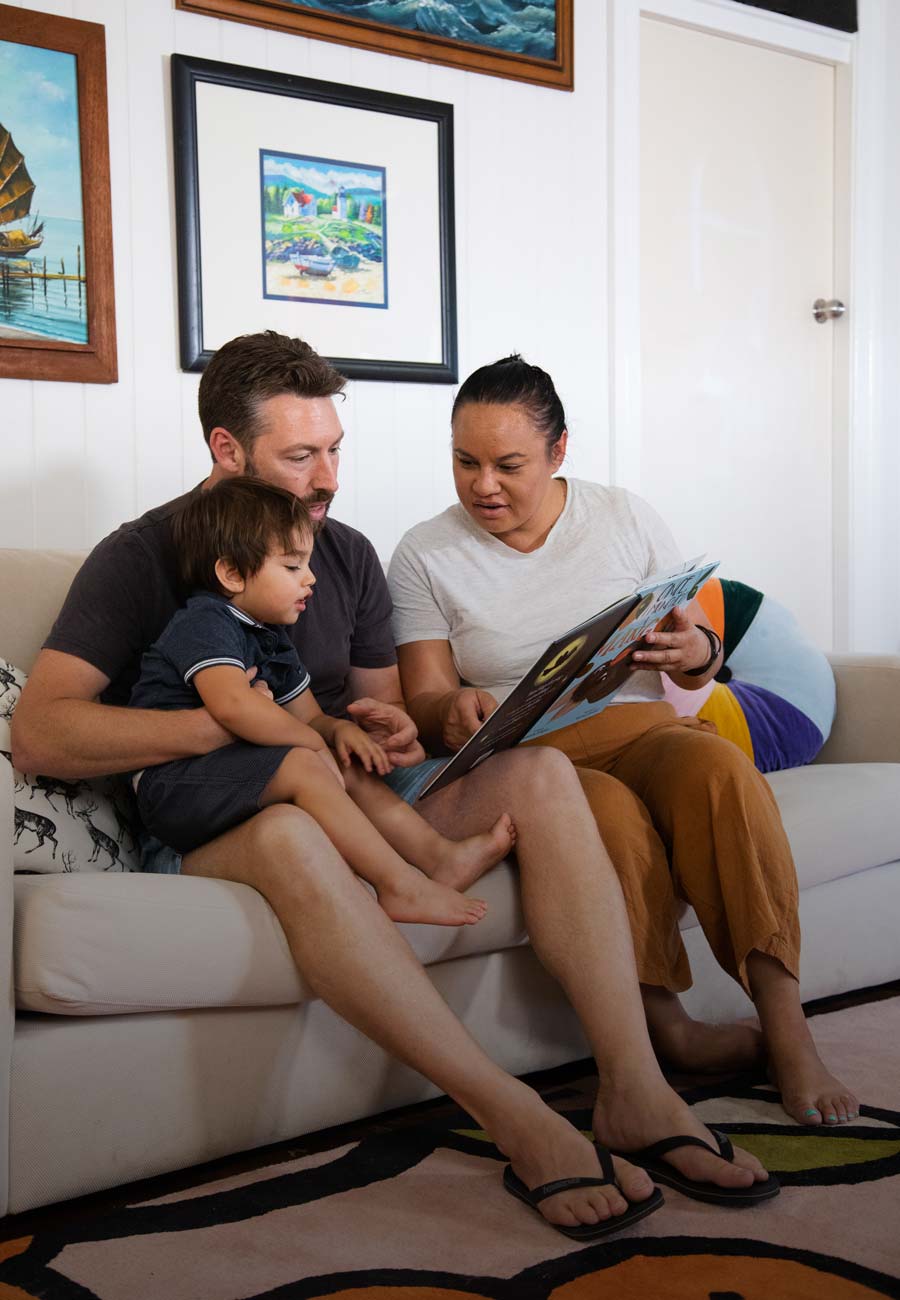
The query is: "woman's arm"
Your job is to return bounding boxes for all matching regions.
[396,640,499,753]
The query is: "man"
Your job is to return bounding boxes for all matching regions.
[12,332,769,1235]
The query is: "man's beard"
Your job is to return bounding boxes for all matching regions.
[245,454,333,532]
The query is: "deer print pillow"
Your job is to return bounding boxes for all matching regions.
[0,660,140,874]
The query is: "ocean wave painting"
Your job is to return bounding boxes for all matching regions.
[277,0,557,58]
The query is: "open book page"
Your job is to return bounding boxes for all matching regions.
[523,559,719,740]
[418,558,718,800]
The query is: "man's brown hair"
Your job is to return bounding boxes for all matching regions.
[198,330,346,455]
[174,478,313,596]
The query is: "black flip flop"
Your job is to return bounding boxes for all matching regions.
[503,1144,665,1241]
[613,1128,780,1206]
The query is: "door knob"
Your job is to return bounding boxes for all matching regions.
[813,298,846,323]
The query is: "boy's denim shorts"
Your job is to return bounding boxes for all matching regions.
[138,755,449,875]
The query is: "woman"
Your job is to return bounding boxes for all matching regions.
[389,354,857,1131]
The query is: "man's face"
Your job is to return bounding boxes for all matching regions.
[243,393,343,530]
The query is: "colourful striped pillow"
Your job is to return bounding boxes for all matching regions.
[663,578,835,773]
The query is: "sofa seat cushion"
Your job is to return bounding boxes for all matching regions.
[14,859,527,1015]
[679,762,900,932]
[766,763,900,889]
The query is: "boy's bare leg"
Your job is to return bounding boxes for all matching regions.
[748,952,860,1125]
[342,761,515,891]
[418,747,771,1197]
[183,805,657,1232]
[260,748,486,927]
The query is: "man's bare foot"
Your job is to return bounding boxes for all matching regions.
[430,814,517,892]
[643,986,765,1074]
[766,1031,859,1125]
[377,872,487,927]
[593,1075,770,1191]
[494,1088,656,1233]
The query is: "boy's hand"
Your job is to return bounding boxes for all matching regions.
[332,719,391,776]
[246,667,273,700]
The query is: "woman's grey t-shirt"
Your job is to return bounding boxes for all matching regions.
[388,479,683,707]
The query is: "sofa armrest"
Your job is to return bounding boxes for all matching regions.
[816,653,900,765]
[0,761,13,1216]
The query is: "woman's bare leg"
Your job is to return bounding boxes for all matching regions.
[342,760,515,891]
[183,805,655,1232]
[261,748,486,927]
[748,952,859,1124]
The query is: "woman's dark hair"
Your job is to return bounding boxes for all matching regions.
[198,330,346,456]
[451,354,567,456]
[174,478,313,596]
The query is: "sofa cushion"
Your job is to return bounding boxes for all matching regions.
[13,858,528,1015]
[663,578,835,772]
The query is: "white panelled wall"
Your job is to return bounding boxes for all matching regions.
[0,0,611,561]
[0,0,898,652]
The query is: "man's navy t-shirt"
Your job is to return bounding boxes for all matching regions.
[44,487,397,716]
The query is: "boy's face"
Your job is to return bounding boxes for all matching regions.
[233,529,316,625]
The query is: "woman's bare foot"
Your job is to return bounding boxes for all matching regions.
[377,871,487,927]
[642,986,765,1074]
[430,813,517,892]
[493,1086,656,1232]
[765,1023,859,1125]
[593,1073,770,1191]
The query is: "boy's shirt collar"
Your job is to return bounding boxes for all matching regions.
[186,589,267,630]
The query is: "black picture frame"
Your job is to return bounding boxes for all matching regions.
[171,53,458,383]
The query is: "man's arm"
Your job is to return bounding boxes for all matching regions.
[12,649,235,781]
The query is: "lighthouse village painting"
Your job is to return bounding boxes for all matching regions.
[260,150,387,309]
[0,37,88,345]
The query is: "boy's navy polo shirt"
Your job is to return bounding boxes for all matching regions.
[130,592,310,712]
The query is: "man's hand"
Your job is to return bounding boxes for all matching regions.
[631,607,715,676]
[440,688,499,752]
[331,719,391,775]
[247,667,273,700]
[346,698,426,769]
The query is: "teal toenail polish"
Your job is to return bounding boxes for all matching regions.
[805,1108,819,1117]
[826,1114,838,1124]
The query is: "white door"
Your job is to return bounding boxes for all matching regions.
[639,17,838,648]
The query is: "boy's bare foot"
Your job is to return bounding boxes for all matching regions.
[766,1027,859,1125]
[430,813,517,891]
[377,872,488,927]
[643,986,765,1074]
[593,1074,770,1191]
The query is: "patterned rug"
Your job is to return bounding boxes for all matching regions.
[2,996,900,1300]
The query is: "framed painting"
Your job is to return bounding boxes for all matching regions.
[174,0,573,91]
[0,4,117,383]
[172,54,458,382]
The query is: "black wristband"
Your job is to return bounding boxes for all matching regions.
[682,624,722,677]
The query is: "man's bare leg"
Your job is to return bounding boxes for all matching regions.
[182,804,656,1232]
[748,952,860,1125]
[342,760,515,891]
[260,749,486,927]
[418,747,771,1199]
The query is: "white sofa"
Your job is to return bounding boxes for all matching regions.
[3,547,900,1218]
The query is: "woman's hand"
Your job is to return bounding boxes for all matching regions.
[331,719,391,776]
[441,688,499,751]
[630,606,716,677]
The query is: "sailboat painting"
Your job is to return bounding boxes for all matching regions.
[0,38,88,344]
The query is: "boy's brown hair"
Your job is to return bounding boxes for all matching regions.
[198,330,346,456]
[174,478,313,596]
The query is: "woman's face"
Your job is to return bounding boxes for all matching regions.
[451,402,566,546]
